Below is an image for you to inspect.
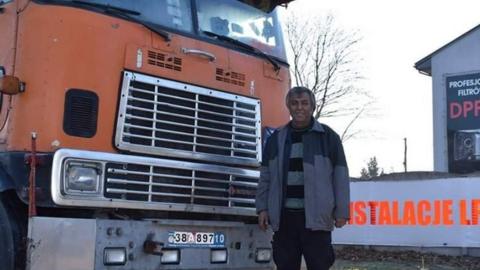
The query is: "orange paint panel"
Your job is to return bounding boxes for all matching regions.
[228,49,290,128]
[0,1,17,145]
[150,32,174,53]
[6,2,291,153]
[123,38,233,92]
[9,3,147,152]
[0,1,17,75]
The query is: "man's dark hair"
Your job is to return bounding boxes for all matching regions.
[285,86,316,109]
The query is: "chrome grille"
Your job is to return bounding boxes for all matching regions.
[51,149,259,216]
[115,71,262,166]
[104,162,257,210]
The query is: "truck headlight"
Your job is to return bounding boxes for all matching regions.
[104,247,126,265]
[161,249,180,264]
[64,161,102,194]
[211,248,227,263]
[255,248,271,263]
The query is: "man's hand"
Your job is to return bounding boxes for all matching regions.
[258,210,269,231]
[335,218,348,228]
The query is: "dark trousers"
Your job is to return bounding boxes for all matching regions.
[272,210,335,270]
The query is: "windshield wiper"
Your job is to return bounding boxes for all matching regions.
[71,0,170,41]
[72,0,140,15]
[202,30,280,72]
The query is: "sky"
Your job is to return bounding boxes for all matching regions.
[281,0,480,176]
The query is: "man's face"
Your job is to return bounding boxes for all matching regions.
[286,92,314,128]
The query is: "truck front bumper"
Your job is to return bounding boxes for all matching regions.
[27,217,273,270]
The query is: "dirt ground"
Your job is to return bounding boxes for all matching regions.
[326,247,480,270]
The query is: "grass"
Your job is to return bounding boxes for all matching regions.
[329,259,466,270]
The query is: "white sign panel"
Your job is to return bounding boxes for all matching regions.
[333,177,480,247]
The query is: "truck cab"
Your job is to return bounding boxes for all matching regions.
[0,0,291,269]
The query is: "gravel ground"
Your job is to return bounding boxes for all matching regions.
[327,246,480,270]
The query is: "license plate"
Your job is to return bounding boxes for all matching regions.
[167,231,225,248]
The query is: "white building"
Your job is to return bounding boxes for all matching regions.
[415,25,480,173]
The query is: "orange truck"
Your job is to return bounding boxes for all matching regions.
[0,0,292,269]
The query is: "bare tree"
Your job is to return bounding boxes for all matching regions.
[286,14,371,140]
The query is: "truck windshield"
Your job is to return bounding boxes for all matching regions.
[196,0,286,61]
[41,0,286,61]
[51,0,194,32]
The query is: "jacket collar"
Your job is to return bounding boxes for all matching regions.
[284,118,325,133]
[311,119,325,133]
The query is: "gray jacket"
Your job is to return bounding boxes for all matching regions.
[255,120,350,231]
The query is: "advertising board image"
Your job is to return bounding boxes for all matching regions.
[446,72,480,173]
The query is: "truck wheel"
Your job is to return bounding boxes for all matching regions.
[0,199,15,270]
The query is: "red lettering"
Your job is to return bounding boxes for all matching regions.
[354,202,367,225]
[433,200,442,225]
[449,100,480,119]
[460,200,471,225]
[463,101,474,118]
[417,200,431,226]
[368,201,378,225]
[472,200,480,225]
[349,202,355,223]
[476,100,480,117]
[443,200,454,225]
[402,201,416,225]
[392,201,401,225]
[450,102,462,119]
[378,201,392,225]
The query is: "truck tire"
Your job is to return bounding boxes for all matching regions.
[0,199,15,270]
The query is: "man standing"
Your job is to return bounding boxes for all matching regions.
[256,86,350,270]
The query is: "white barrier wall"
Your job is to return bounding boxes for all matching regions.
[333,177,480,247]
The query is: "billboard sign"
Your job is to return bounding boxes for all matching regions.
[333,178,480,247]
[446,72,480,173]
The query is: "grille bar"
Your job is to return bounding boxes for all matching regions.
[124,107,257,131]
[108,168,257,187]
[107,178,228,193]
[104,156,258,210]
[127,96,257,123]
[115,71,262,166]
[123,124,257,146]
[125,115,257,138]
[106,188,255,204]
[122,132,258,154]
[130,86,256,114]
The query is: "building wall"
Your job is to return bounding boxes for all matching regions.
[430,30,480,171]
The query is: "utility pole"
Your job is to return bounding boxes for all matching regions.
[403,137,407,173]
